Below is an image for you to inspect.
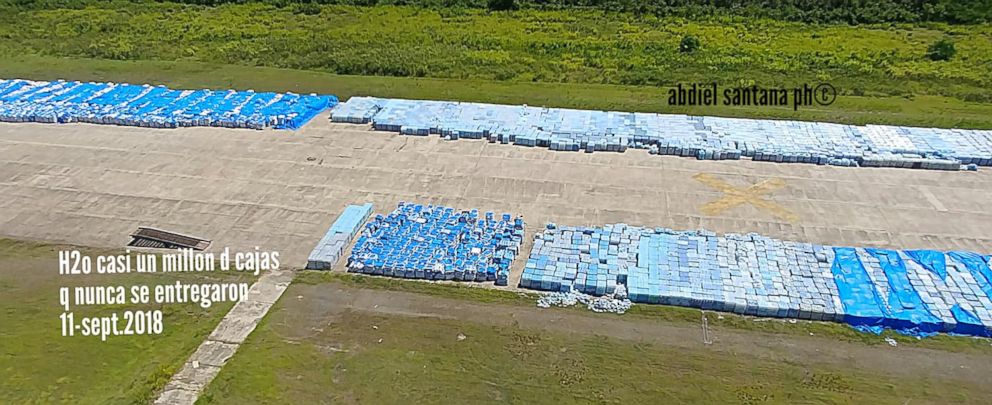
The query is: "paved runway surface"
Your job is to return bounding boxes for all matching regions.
[1,112,990,269]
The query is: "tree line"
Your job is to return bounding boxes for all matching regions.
[3,0,990,24]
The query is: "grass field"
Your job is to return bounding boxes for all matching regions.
[0,239,253,403]
[299,272,992,354]
[1,2,991,129]
[2,4,989,98]
[4,54,992,129]
[200,276,992,404]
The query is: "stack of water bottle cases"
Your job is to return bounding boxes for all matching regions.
[306,203,374,270]
[0,79,336,130]
[332,97,992,171]
[348,203,525,286]
[521,224,992,338]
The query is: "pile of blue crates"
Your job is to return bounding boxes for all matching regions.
[521,223,992,338]
[347,202,525,285]
[306,203,374,270]
[520,223,638,295]
[0,79,336,130]
[328,96,384,124]
[330,97,992,170]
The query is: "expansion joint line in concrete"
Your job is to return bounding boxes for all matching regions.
[154,269,294,405]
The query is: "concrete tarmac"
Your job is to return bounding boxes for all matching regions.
[1,112,990,268]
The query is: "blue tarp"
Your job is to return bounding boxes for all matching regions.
[831,247,887,331]
[905,249,948,280]
[0,79,337,130]
[950,305,988,337]
[520,224,992,338]
[865,249,942,335]
[949,252,992,300]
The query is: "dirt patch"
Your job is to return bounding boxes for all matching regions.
[284,282,992,389]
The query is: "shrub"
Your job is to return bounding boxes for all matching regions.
[292,2,321,15]
[926,38,956,61]
[679,35,700,53]
[487,0,516,11]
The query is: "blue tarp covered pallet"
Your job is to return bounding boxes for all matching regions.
[522,223,992,338]
[0,79,337,130]
[862,249,943,335]
[903,250,990,336]
[832,247,887,331]
[949,252,992,300]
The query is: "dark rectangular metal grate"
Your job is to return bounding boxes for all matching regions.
[128,227,210,250]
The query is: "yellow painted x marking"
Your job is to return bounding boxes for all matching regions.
[693,173,799,222]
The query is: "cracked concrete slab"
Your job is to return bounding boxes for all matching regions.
[245,269,294,304]
[160,362,222,394]
[154,387,200,405]
[208,296,274,344]
[189,340,240,368]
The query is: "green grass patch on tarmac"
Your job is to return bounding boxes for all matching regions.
[0,239,253,404]
[301,271,992,355]
[3,55,992,130]
[200,282,987,404]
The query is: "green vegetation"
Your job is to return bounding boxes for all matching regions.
[0,239,252,403]
[200,281,991,403]
[927,38,957,61]
[679,34,700,53]
[300,272,992,354]
[0,2,990,104]
[487,0,517,11]
[11,0,989,24]
[0,2,990,130]
[5,54,992,129]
